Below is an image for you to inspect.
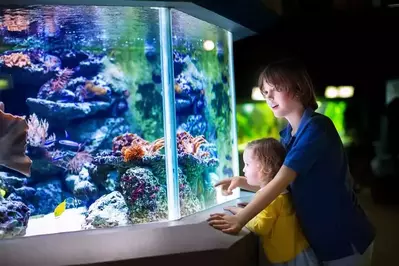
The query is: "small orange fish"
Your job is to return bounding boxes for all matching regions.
[175,84,182,94]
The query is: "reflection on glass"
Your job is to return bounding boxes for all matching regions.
[171,9,238,215]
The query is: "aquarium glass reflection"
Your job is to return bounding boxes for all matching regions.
[0,5,171,239]
[171,10,238,214]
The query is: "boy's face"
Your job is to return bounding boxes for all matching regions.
[262,82,302,118]
[243,149,262,186]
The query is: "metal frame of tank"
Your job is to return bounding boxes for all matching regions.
[0,0,255,222]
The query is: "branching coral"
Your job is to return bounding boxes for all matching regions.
[177,131,209,158]
[0,53,31,68]
[26,113,55,148]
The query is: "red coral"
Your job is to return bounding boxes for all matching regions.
[51,68,74,92]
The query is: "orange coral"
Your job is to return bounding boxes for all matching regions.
[0,53,31,68]
[112,133,149,153]
[121,144,146,162]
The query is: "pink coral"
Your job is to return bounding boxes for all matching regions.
[177,131,209,158]
[26,113,55,148]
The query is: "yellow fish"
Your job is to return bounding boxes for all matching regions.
[0,188,6,198]
[54,199,67,218]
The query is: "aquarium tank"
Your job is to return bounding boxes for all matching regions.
[0,4,241,239]
[236,99,350,152]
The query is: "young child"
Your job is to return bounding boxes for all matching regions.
[224,138,319,266]
[208,58,375,266]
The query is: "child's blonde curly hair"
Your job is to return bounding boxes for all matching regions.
[246,138,286,181]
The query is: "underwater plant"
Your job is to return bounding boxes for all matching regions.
[26,113,56,148]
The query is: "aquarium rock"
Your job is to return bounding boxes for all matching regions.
[26,98,111,122]
[82,191,130,230]
[33,180,63,215]
[74,54,104,78]
[120,167,167,224]
[73,181,98,201]
[30,157,65,182]
[0,197,30,239]
[0,171,27,193]
[65,117,129,153]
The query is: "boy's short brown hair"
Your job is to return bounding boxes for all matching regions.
[246,138,286,181]
[258,58,318,110]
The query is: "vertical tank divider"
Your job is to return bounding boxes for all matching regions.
[159,8,181,221]
[227,31,240,179]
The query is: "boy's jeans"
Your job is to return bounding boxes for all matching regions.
[323,242,374,266]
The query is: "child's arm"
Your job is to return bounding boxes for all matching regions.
[215,177,260,195]
[224,206,276,236]
[208,166,296,233]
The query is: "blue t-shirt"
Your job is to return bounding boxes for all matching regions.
[280,107,375,262]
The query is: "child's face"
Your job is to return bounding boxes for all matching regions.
[243,149,262,186]
[262,82,302,118]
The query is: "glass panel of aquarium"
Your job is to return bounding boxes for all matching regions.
[170,9,239,215]
[0,5,172,239]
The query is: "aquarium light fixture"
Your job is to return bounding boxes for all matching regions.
[325,86,354,99]
[203,40,215,51]
[251,87,264,101]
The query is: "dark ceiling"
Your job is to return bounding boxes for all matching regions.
[191,0,399,103]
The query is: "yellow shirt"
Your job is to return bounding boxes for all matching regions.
[245,192,309,263]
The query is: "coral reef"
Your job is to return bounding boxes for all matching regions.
[120,167,167,224]
[0,197,30,239]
